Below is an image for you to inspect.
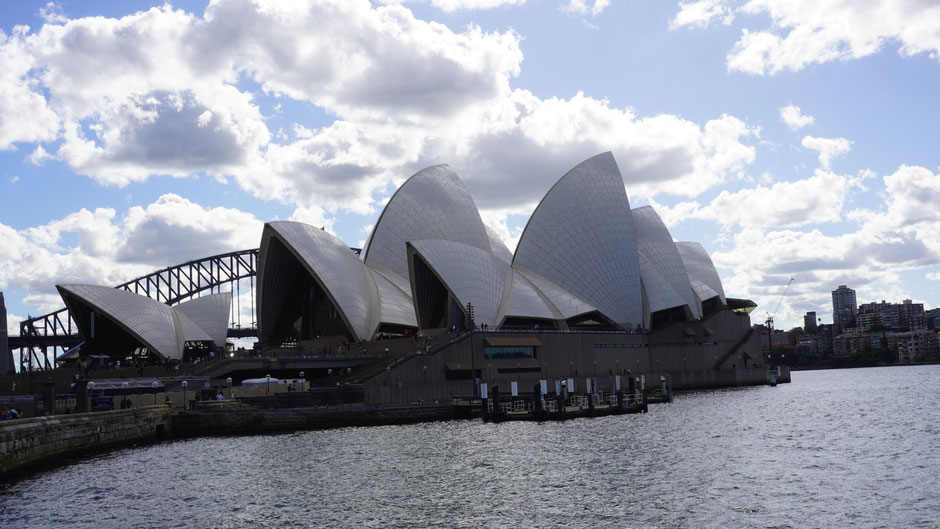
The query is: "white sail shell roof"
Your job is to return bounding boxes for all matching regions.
[408,239,509,328]
[259,221,379,342]
[364,165,492,284]
[512,152,643,328]
[368,267,418,328]
[496,268,563,323]
[631,206,702,319]
[513,266,596,320]
[57,284,184,360]
[175,311,214,343]
[174,292,232,346]
[485,225,513,265]
[676,241,726,305]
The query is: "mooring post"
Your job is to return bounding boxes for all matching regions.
[42,379,56,416]
[75,379,90,413]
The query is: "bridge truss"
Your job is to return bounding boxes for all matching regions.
[14,249,259,372]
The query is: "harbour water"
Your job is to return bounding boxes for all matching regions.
[2,365,938,528]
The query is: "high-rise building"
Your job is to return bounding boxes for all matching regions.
[832,285,857,331]
[926,308,940,330]
[898,299,925,331]
[803,311,817,331]
[859,300,901,330]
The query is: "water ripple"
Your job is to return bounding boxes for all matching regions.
[2,365,939,528]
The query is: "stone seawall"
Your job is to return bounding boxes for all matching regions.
[172,404,462,437]
[0,405,171,479]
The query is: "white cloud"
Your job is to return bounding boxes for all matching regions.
[288,205,336,234]
[670,0,734,29]
[0,0,762,222]
[446,92,758,213]
[8,175,19,183]
[39,2,68,25]
[802,135,851,170]
[0,195,265,313]
[199,1,522,120]
[927,272,940,281]
[850,165,940,253]
[26,145,52,165]
[0,27,59,149]
[116,194,264,265]
[709,163,940,328]
[689,169,861,228]
[6,312,23,338]
[562,0,612,17]
[1,1,528,212]
[431,0,526,11]
[723,0,940,75]
[780,104,814,130]
[56,89,269,186]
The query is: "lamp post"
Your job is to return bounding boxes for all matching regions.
[122,382,129,409]
[181,380,188,410]
[265,374,271,395]
[87,381,95,411]
[422,365,427,383]
[226,377,232,399]
[152,381,159,405]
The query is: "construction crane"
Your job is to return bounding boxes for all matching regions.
[774,278,795,316]
[765,277,794,368]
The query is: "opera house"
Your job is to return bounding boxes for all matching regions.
[54,152,766,401]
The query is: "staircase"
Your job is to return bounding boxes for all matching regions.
[712,328,755,370]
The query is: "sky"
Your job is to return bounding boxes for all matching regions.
[1,0,939,341]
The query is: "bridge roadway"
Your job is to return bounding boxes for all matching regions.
[8,327,259,353]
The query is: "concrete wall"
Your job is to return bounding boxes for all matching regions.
[172,405,460,437]
[0,405,171,478]
[362,309,769,404]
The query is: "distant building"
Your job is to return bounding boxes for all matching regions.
[896,330,940,364]
[832,285,857,331]
[832,332,871,356]
[795,334,829,355]
[898,299,925,331]
[859,300,901,330]
[856,311,884,331]
[803,311,817,331]
[926,308,940,330]
[868,331,892,351]
[758,326,794,353]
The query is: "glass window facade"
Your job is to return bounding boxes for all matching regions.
[484,345,536,359]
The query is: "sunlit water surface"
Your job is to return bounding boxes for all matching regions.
[2,365,938,528]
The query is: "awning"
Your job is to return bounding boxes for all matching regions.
[483,336,542,347]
